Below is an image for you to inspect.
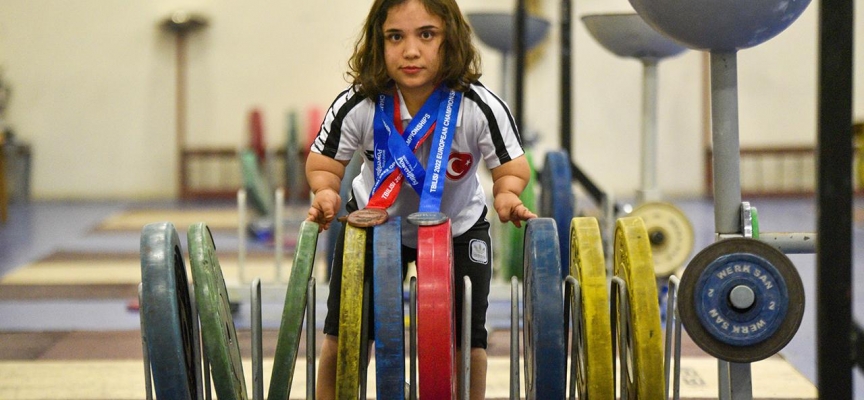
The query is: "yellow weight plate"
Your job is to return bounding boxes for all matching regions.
[569,217,613,399]
[629,201,694,277]
[614,217,664,399]
[335,224,366,399]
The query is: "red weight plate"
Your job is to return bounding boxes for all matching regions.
[416,220,457,399]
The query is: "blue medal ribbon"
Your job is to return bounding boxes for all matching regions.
[419,89,462,212]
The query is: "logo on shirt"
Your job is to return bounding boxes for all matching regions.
[446,152,473,180]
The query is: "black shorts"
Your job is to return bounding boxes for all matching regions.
[322,205,492,349]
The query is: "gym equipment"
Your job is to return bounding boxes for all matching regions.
[582,12,686,204]
[522,218,566,399]
[501,150,537,281]
[335,224,367,399]
[539,150,574,279]
[679,238,805,363]
[372,217,405,400]
[139,222,202,400]
[628,0,813,396]
[268,221,319,400]
[569,217,613,398]
[240,148,275,218]
[628,201,694,277]
[612,217,664,399]
[413,213,457,399]
[249,109,266,165]
[188,222,248,400]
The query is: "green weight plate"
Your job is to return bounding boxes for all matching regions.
[240,148,274,217]
[569,217,614,399]
[140,222,201,400]
[268,221,320,400]
[614,217,664,399]
[629,201,694,277]
[188,222,248,400]
[336,224,367,399]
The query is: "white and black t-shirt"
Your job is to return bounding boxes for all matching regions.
[311,82,524,248]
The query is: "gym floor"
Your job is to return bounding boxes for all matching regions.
[0,196,861,399]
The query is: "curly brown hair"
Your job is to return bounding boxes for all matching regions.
[347,0,482,98]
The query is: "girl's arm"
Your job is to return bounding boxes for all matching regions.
[491,155,538,228]
[305,152,349,231]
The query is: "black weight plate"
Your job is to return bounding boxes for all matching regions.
[188,222,248,400]
[679,238,805,363]
[140,222,201,400]
[540,150,574,279]
[373,217,405,400]
[523,218,567,399]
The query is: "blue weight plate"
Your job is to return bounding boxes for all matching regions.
[140,222,201,400]
[268,221,320,400]
[188,222,248,400]
[523,218,567,399]
[373,217,405,400]
[540,150,574,279]
[679,238,805,363]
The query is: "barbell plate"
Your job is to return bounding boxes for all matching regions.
[629,201,694,277]
[268,221,320,400]
[523,218,567,399]
[540,150,574,279]
[140,222,201,400]
[373,217,405,400]
[417,220,457,399]
[569,217,614,399]
[336,224,367,399]
[240,148,274,217]
[188,222,248,400]
[678,238,805,363]
[614,217,664,399]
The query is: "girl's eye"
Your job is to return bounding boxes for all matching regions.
[387,33,402,42]
[420,31,435,40]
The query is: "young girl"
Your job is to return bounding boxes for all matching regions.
[305,0,536,398]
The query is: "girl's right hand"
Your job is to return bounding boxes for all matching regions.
[307,188,341,232]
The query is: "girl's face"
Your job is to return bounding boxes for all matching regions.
[382,0,444,100]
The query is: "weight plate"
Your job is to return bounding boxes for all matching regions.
[268,221,320,400]
[629,201,694,277]
[140,222,201,400]
[614,217,664,399]
[373,218,405,400]
[569,217,614,399]
[751,206,760,239]
[678,238,805,363]
[539,150,574,279]
[417,220,457,399]
[407,211,449,226]
[347,208,389,228]
[523,218,567,399]
[336,224,367,399]
[502,150,537,281]
[240,148,274,217]
[187,222,248,400]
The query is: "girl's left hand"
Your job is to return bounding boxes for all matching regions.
[494,192,538,228]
